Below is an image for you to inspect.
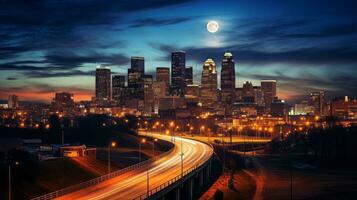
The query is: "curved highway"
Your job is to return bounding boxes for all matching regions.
[56,133,213,200]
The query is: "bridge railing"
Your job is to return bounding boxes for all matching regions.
[133,152,213,200]
[31,146,174,200]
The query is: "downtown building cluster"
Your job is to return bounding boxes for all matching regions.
[1,51,357,133]
[93,52,283,118]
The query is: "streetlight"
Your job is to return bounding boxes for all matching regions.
[8,159,19,200]
[179,131,184,187]
[152,138,158,157]
[169,121,175,142]
[139,138,146,163]
[108,141,116,173]
[200,125,205,135]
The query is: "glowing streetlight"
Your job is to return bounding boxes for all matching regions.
[139,138,146,162]
[108,141,117,173]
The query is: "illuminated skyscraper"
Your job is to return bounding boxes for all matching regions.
[200,58,217,107]
[95,65,111,100]
[171,51,186,95]
[220,52,235,104]
[128,57,145,101]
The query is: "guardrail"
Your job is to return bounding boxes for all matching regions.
[132,134,214,200]
[133,156,212,200]
[31,145,175,200]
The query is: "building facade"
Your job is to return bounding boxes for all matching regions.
[171,51,186,96]
[112,75,126,105]
[220,52,236,104]
[261,80,277,108]
[200,58,217,107]
[95,65,111,100]
[156,67,170,94]
[8,95,19,109]
[53,92,74,109]
[185,66,193,85]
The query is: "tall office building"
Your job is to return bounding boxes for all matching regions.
[242,81,255,102]
[143,75,154,115]
[128,57,145,101]
[261,80,277,107]
[220,52,236,104]
[185,66,193,85]
[171,51,186,95]
[53,92,74,109]
[200,58,217,107]
[95,65,111,100]
[131,57,144,73]
[310,91,325,116]
[112,75,126,105]
[156,67,170,93]
[8,95,19,109]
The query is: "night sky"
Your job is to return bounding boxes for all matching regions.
[1,0,356,103]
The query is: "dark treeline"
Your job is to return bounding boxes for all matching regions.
[0,114,139,147]
[267,126,357,169]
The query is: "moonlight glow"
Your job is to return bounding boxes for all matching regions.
[207,21,219,33]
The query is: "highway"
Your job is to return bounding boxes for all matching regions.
[56,133,213,200]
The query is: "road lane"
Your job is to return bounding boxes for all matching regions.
[56,133,213,200]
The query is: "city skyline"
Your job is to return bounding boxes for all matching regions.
[1,0,357,103]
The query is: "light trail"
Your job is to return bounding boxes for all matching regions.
[56,133,213,200]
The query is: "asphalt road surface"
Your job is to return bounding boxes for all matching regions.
[56,133,213,200]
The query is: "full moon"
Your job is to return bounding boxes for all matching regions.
[207,21,219,33]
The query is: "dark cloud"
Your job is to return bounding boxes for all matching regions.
[44,52,129,68]
[282,22,357,38]
[156,44,357,66]
[6,77,18,80]
[0,52,129,74]
[23,70,95,78]
[0,0,193,61]
[130,17,193,28]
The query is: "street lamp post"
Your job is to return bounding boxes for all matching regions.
[139,138,146,163]
[147,168,150,197]
[8,164,11,200]
[108,141,116,173]
[8,160,19,200]
[180,132,184,188]
[152,138,158,158]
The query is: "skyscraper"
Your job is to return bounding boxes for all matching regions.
[310,91,325,116]
[143,75,154,115]
[95,65,111,100]
[261,80,277,107]
[53,92,74,109]
[112,75,126,105]
[131,57,144,74]
[128,57,145,101]
[8,95,19,109]
[185,66,193,85]
[200,58,217,107]
[171,51,186,95]
[220,52,236,104]
[242,81,255,102]
[156,67,170,93]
